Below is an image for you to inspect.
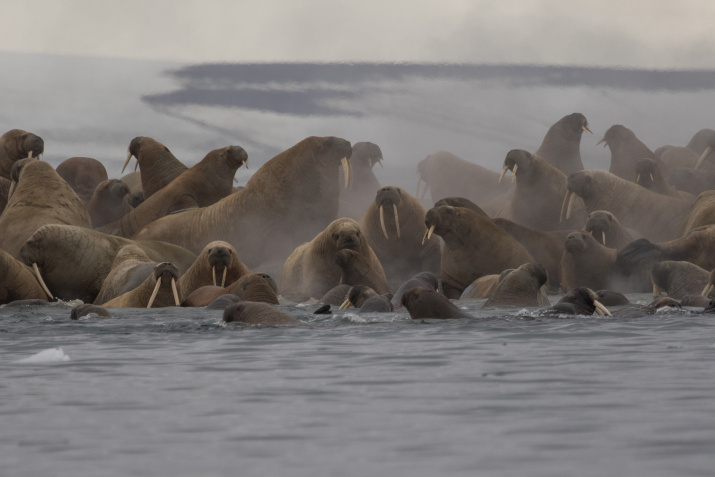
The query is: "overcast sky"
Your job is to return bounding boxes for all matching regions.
[2,0,714,68]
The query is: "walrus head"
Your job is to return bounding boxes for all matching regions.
[206,242,236,287]
[560,112,592,137]
[374,186,404,240]
[423,205,473,245]
[564,231,590,254]
[500,149,538,184]
[327,218,364,252]
[340,285,379,309]
[559,170,595,221]
[147,262,181,308]
[352,142,383,169]
[93,179,130,204]
[596,125,635,149]
[556,287,612,316]
[635,158,658,188]
[19,236,54,300]
[123,136,175,173]
[584,210,616,246]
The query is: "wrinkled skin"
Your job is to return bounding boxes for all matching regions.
[534,112,589,176]
[679,191,715,235]
[651,260,711,300]
[102,262,181,308]
[424,205,533,299]
[0,129,44,180]
[401,287,471,319]
[19,224,196,303]
[92,245,157,305]
[100,145,248,238]
[360,186,440,288]
[134,136,353,272]
[339,141,383,220]
[120,171,145,207]
[177,241,251,300]
[55,157,108,203]
[88,179,133,228]
[335,249,390,295]
[583,210,639,250]
[599,125,663,182]
[124,136,188,199]
[0,159,91,258]
[482,263,550,308]
[222,302,300,326]
[0,249,48,304]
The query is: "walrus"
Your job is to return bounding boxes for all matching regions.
[546,287,612,316]
[87,179,133,228]
[205,294,241,310]
[658,146,711,170]
[390,271,439,309]
[280,217,386,302]
[177,241,251,300]
[534,112,591,176]
[583,210,639,250]
[695,134,715,170]
[0,158,91,258]
[121,136,188,199]
[92,245,157,305]
[0,129,44,179]
[181,285,227,307]
[424,205,533,298]
[595,289,630,306]
[120,171,145,207]
[134,136,353,271]
[415,151,512,209]
[651,260,711,300]
[497,149,585,231]
[319,284,353,306]
[634,158,692,200]
[597,124,662,182]
[459,274,500,300]
[222,302,300,326]
[338,285,378,309]
[70,303,113,320]
[55,157,108,204]
[0,176,10,215]
[360,186,440,288]
[433,197,489,217]
[679,191,715,235]
[19,224,197,303]
[492,217,570,291]
[102,262,181,308]
[561,169,692,242]
[667,168,715,197]
[0,248,50,304]
[482,263,550,308]
[100,145,248,238]
[338,141,383,220]
[226,273,279,304]
[356,294,393,313]
[400,287,471,319]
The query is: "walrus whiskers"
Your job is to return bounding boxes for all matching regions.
[696,146,712,170]
[147,277,162,308]
[393,204,401,238]
[31,263,54,300]
[379,205,389,239]
[171,277,180,306]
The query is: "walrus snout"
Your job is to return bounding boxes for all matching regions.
[564,232,587,253]
[337,233,360,251]
[21,133,44,158]
[223,146,249,169]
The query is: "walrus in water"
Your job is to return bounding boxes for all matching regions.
[0,129,44,179]
[534,112,591,176]
[177,241,251,300]
[360,186,440,288]
[583,210,639,250]
[134,136,353,271]
[121,136,188,199]
[338,141,383,220]
[546,287,612,316]
[222,302,300,326]
[561,169,692,242]
[55,157,108,204]
[70,304,113,320]
[338,285,378,309]
[88,179,133,228]
[459,274,500,300]
[650,260,711,300]
[92,245,157,305]
[102,262,181,308]
[280,217,386,302]
[390,271,439,309]
[0,158,91,258]
[424,205,533,299]
[401,287,471,319]
[100,145,248,238]
[334,249,391,295]
[482,263,550,308]
[497,149,585,231]
[597,125,662,182]
[0,249,51,304]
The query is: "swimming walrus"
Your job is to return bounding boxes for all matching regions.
[534,112,591,176]
[482,263,550,308]
[401,287,471,320]
[0,129,44,180]
[424,205,533,299]
[546,287,612,316]
[92,245,156,305]
[650,260,711,300]
[121,136,188,199]
[102,262,181,308]
[390,271,439,309]
[134,136,353,271]
[222,302,300,326]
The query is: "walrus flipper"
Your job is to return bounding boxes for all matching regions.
[616,238,661,275]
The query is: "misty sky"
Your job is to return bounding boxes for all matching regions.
[2,0,715,68]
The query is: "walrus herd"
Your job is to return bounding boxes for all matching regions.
[3,116,715,325]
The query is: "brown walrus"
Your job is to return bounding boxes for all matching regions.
[651,260,711,300]
[482,263,550,308]
[334,249,391,295]
[102,262,181,308]
[424,205,533,299]
[583,210,639,250]
[92,245,156,305]
[391,271,439,308]
[0,129,44,179]
[459,274,501,300]
[338,141,383,220]
[100,145,248,238]
[546,287,612,316]
[0,248,50,304]
[401,287,471,319]
[634,158,692,200]
[597,124,662,182]
[0,159,91,258]
[177,241,251,300]
[222,302,300,326]
[360,186,440,288]
[534,112,591,176]
[134,136,353,272]
[679,191,715,235]
[280,218,386,302]
[55,157,108,204]
[88,179,133,228]
[121,136,188,199]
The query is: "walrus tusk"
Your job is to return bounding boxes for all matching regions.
[8,181,15,199]
[653,283,662,296]
[348,159,353,190]
[701,283,713,296]
[559,191,571,222]
[171,277,180,306]
[649,173,654,182]
[415,176,422,198]
[583,124,593,134]
[419,181,429,202]
[595,307,604,316]
[221,268,227,288]
[636,173,641,183]
[340,157,351,190]
[243,160,249,170]
[212,266,217,286]
[121,151,133,174]
[27,151,33,158]
[602,231,606,246]
[565,191,576,220]
[339,298,352,310]
[596,137,606,147]
[393,204,401,238]
[593,300,612,316]
[375,157,383,168]
[32,263,54,300]
[498,166,508,184]
[147,277,162,308]
[379,205,389,239]
[422,224,435,245]
[511,164,518,183]
[696,146,712,170]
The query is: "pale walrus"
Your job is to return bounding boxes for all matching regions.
[0,158,91,258]
[360,186,441,288]
[0,129,44,179]
[482,263,550,308]
[280,217,387,302]
[177,241,251,300]
[401,287,472,320]
[102,262,181,308]
[534,112,591,176]
[222,302,300,326]
[92,245,156,305]
[424,205,533,299]
[134,136,353,272]
[121,136,188,199]
[100,145,248,238]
